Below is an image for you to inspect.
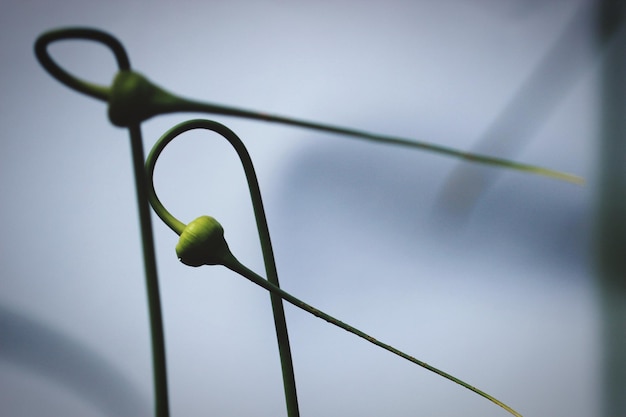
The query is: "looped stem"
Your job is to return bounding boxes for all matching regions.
[35,28,583,184]
[34,27,129,101]
[35,28,171,417]
[146,119,523,417]
[145,119,300,417]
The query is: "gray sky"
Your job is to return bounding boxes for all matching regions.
[1,1,599,416]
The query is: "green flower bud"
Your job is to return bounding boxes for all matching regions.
[175,216,231,267]
[108,70,181,127]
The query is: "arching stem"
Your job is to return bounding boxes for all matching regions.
[146,119,300,417]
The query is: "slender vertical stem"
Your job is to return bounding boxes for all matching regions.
[34,30,171,416]
[129,124,170,417]
[227,127,300,417]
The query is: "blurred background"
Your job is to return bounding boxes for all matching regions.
[1,0,621,416]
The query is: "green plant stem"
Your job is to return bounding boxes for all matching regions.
[146,119,523,416]
[35,29,171,417]
[34,28,126,101]
[220,252,522,417]
[161,97,584,185]
[129,125,170,417]
[145,119,300,417]
[34,26,584,184]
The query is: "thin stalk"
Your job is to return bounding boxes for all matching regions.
[169,98,583,185]
[233,135,301,417]
[437,0,594,212]
[129,124,170,417]
[221,253,522,417]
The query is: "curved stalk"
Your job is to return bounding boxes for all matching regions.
[146,119,523,417]
[146,119,300,417]
[34,27,128,101]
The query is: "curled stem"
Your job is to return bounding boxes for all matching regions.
[34,24,583,185]
[146,119,300,417]
[35,28,170,417]
[145,119,522,417]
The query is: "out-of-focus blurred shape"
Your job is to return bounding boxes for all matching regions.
[436,1,595,220]
[0,304,150,417]
[594,1,626,416]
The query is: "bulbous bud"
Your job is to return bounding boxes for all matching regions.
[175,216,231,267]
[108,70,180,127]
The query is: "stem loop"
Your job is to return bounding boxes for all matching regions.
[146,119,301,417]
